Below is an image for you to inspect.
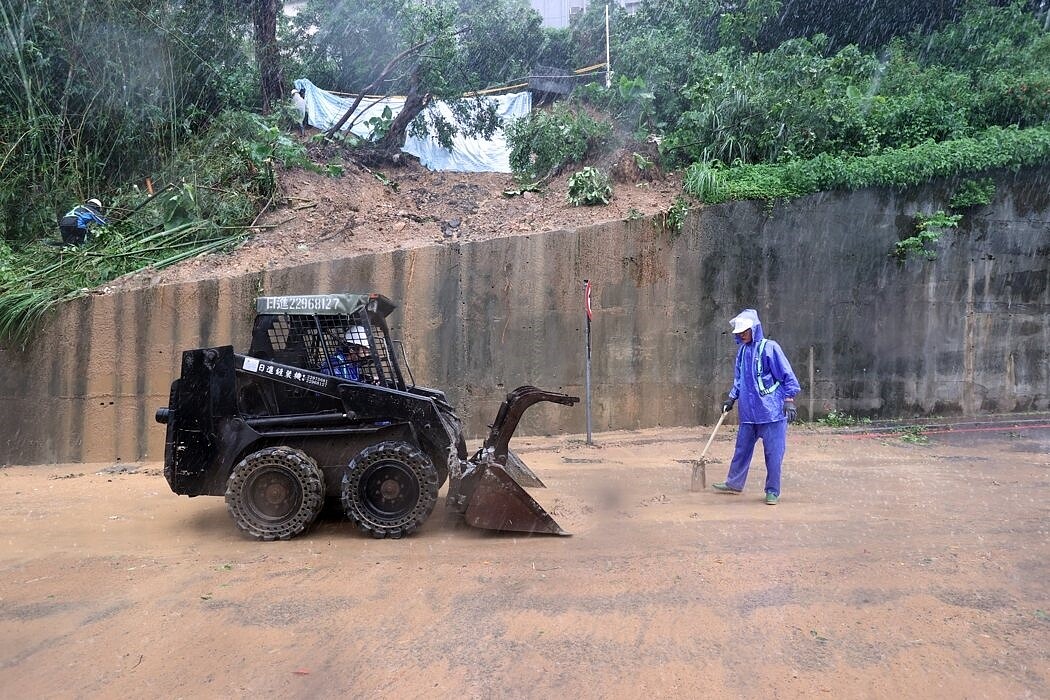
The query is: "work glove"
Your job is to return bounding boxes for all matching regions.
[784,398,798,423]
[722,397,735,414]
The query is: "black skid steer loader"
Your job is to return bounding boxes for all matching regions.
[155,293,578,541]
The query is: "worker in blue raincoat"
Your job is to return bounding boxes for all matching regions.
[59,198,107,246]
[322,326,372,382]
[712,309,801,505]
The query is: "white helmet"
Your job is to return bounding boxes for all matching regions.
[344,325,369,348]
[87,198,102,210]
[729,309,759,334]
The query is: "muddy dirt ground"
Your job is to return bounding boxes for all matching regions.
[2,422,1048,698]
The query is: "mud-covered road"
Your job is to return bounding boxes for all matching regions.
[2,423,1048,698]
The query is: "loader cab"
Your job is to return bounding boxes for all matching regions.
[240,293,408,416]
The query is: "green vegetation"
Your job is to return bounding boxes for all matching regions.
[817,411,871,427]
[895,425,931,445]
[894,210,963,261]
[614,0,1050,204]
[574,75,657,137]
[684,125,1050,204]
[949,178,997,209]
[632,152,654,173]
[664,196,690,235]
[648,1,1050,169]
[507,105,612,181]
[0,112,325,345]
[890,175,997,261]
[566,167,613,206]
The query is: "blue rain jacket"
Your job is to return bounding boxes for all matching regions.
[322,352,360,381]
[64,204,107,230]
[727,309,801,424]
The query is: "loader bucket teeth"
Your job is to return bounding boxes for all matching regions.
[463,464,568,536]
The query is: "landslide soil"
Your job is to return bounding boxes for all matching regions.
[2,425,1049,698]
[110,150,682,291]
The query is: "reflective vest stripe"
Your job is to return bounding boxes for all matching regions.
[756,338,780,396]
[737,338,780,396]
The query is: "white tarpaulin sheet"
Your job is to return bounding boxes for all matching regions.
[294,78,530,173]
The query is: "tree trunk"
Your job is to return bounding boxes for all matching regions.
[254,0,283,115]
[374,68,430,158]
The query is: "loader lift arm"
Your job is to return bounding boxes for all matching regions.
[483,385,580,464]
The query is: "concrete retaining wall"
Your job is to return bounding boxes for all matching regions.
[1,168,1047,465]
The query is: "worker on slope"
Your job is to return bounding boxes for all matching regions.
[712,308,801,505]
[59,198,107,246]
[291,85,307,135]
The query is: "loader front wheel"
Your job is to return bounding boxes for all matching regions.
[342,441,439,539]
[225,447,326,541]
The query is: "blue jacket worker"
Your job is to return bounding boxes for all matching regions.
[60,198,107,245]
[712,309,801,505]
[322,326,369,381]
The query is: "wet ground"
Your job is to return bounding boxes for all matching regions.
[1,422,1048,698]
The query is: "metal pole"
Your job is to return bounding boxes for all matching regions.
[604,4,611,88]
[584,279,593,445]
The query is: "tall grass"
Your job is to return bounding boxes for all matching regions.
[0,220,255,346]
[0,111,333,347]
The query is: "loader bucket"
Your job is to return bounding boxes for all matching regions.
[463,463,568,536]
[449,385,578,536]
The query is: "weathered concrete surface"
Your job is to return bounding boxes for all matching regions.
[1,168,1047,465]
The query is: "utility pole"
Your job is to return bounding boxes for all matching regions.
[605,3,611,88]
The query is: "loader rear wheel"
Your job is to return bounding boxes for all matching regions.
[225,447,325,541]
[342,441,439,539]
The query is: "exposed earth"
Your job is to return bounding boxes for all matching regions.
[110,147,683,291]
[2,422,1048,697]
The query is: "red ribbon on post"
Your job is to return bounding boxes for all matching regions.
[583,279,593,445]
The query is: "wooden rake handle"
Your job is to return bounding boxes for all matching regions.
[699,409,730,461]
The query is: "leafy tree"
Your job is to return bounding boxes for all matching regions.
[291,0,404,93]
[607,1,719,127]
[293,0,566,161]
[719,0,782,51]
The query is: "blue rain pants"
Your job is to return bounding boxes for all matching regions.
[723,420,787,496]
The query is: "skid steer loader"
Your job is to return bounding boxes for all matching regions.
[155,293,578,541]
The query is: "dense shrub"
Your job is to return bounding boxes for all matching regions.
[506,104,612,181]
[684,125,1050,204]
[0,112,332,345]
[623,1,1050,174]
